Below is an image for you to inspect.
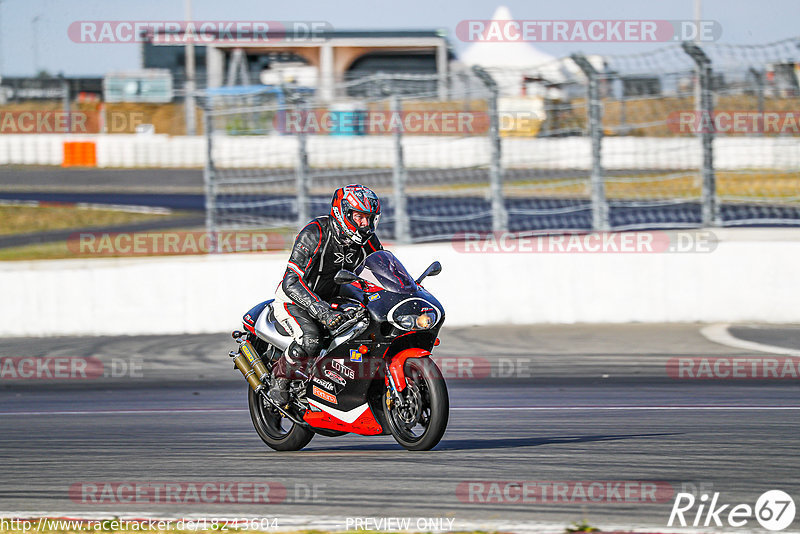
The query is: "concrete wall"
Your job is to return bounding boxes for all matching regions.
[2,229,798,337]
[0,134,797,170]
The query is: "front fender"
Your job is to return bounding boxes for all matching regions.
[387,348,430,392]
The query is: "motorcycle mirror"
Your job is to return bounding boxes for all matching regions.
[334,269,359,285]
[415,261,442,284]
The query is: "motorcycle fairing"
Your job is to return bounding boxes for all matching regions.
[303,402,383,435]
[242,300,271,335]
[387,348,432,392]
[305,351,382,411]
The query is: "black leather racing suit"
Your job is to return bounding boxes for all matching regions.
[272,215,382,378]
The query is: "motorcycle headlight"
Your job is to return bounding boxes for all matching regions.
[396,315,415,330]
[389,298,441,331]
[394,311,437,331]
[415,312,434,329]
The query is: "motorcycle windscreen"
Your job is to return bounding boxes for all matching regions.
[355,250,417,294]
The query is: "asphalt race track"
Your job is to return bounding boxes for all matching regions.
[0,324,798,531]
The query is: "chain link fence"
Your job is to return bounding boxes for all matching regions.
[700,39,800,226]
[203,37,800,243]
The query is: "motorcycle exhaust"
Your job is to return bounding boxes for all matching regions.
[230,350,263,392]
[240,339,270,382]
[230,330,270,385]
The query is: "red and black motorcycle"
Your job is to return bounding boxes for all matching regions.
[229,250,448,451]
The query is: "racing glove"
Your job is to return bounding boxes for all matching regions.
[311,303,347,332]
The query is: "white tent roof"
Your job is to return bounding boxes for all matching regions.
[460,6,557,68]
[456,6,608,96]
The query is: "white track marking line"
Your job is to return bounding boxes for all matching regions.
[701,323,800,357]
[1,406,799,416]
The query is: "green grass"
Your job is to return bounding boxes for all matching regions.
[565,519,600,533]
[0,226,295,261]
[0,205,176,236]
[0,241,75,261]
[410,170,800,203]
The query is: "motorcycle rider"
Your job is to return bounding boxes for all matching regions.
[269,184,383,405]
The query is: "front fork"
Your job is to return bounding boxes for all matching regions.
[384,348,432,409]
[385,362,404,410]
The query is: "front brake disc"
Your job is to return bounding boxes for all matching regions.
[398,382,422,425]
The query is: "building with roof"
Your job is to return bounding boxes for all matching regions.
[142,28,453,101]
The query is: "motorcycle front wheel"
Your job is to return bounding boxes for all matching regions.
[247,387,314,451]
[384,357,449,451]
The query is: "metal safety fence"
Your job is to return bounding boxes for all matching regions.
[203,37,800,243]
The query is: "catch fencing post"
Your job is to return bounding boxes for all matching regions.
[749,68,765,120]
[202,96,218,252]
[184,80,197,136]
[572,54,608,232]
[471,65,507,233]
[60,76,71,129]
[391,93,410,244]
[682,41,718,227]
[294,98,310,229]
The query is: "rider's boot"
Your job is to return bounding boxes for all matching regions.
[268,356,292,406]
[268,343,310,406]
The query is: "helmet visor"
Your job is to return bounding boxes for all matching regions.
[348,210,378,236]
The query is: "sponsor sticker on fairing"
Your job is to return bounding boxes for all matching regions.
[312,385,337,404]
[324,370,346,385]
[331,359,355,379]
[349,349,362,362]
[312,377,335,391]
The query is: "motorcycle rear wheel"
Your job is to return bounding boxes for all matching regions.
[248,387,314,451]
[384,357,449,451]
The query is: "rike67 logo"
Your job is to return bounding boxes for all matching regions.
[669,490,796,531]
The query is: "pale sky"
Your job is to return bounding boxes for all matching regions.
[0,0,797,76]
